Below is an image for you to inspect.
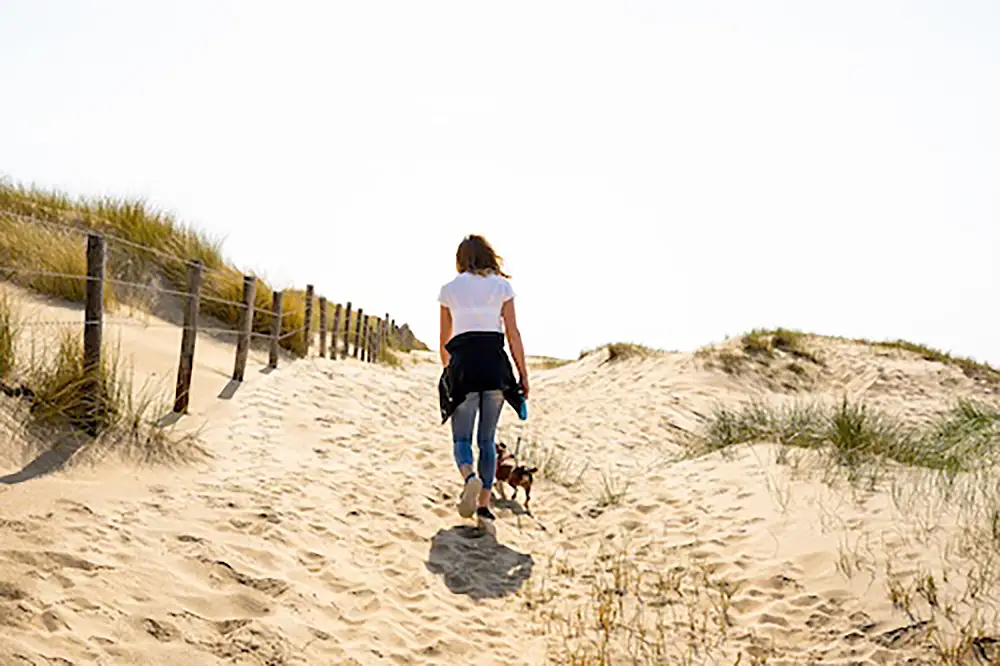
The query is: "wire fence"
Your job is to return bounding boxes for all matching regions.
[0,212,410,426]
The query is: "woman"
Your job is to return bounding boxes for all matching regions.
[437,234,529,533]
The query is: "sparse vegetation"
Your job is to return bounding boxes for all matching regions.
[595,469,631,507]
[862,338,1000,384]
[530,355,573,370]
[741,328,822,364]
[579,342,658,363]
[522,539,755,665]
[377,344,403,368]
[0,321,197,466]
[696,397,1000,474]
[694,394,1000,661]
[517,438,589,489]
[703,328,998,386]
[606,342,654,363]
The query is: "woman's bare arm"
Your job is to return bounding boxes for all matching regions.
[501,299,529,397]
[439,305,453,366]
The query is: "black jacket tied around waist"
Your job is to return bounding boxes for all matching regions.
[438,331,525,424]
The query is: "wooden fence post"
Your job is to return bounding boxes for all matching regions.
[173,260,204,414]
[363,319,369,363]
[269,290,284,368]
[232,274,256,382]
[368,320,376,363]
[332,303,343,360]
[353,308,364,359]
[342,302,353,358]
[380,318,388,363]
[382,312,389,359]
[318,297,328,358]
[83,233,105,436]
[303,284,314,356]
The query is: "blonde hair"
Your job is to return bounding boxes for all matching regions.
[455,234,511,278]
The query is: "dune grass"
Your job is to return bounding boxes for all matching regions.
[512,437,590,489]
[0,297,193,464]
[24,328,129,433]
[529,355,573,370]
[695,397,1000,475]
[742,328,999,382]
[522,538,747,665]
[862,338,1000,384]
[0,178,424,356]
[740,327,822,364]
[699,329,1000,388]
[579,342,659,363]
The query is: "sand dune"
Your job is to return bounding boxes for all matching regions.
[2,297,1000,664]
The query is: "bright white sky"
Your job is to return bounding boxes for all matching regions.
[2,1,998,364]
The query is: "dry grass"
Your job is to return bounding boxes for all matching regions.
[741,328,822,365]
[861,338,1000,384]
[0,326,199,464]
[579,343,659,363]
[0,178,425,356]
[703,328,998,385]
[521,539,753,665]
[695,329,824,381]
[516,437,590,489]
[530,355,574,370]
[377,345,403,368]
[595,469,631,507]
[0,295,197,466]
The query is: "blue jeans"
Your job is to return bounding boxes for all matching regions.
[451,390,504,490]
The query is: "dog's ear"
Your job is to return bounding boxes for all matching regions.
[525,467,539,474]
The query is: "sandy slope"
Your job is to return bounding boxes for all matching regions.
[1,300,1000,664]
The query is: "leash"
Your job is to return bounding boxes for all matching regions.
[513,416,549,532]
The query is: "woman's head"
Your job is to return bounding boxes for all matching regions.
[456,234,510,278]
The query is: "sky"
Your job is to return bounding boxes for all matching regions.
[1,0,998,364]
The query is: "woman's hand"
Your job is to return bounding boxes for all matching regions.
[501,298,529,399]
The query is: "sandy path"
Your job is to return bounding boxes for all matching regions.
[2,336,999,665]
[0,356,550,665]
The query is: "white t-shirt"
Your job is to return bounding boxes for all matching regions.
[438,272,516,337]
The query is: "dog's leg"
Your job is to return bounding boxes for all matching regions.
[524,486,530,512]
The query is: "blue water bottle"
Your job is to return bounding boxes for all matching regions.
[518,398,528,421]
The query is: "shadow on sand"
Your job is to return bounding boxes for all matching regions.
[0,435,85,485]
[426,525,534,600]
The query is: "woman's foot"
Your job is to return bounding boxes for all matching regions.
[476,506,496,536]
[458,474,482,518]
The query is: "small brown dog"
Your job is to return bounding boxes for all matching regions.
[494,439,538,511]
